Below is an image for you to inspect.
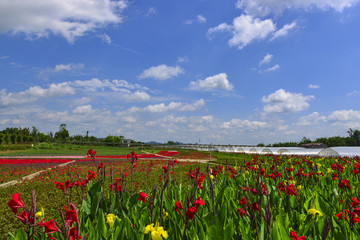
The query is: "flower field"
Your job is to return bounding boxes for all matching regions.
[3,149,360,239]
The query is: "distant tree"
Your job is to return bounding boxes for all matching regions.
[348,128,360,146]
[257,143,265,147]
[55,124,69,142]
[299,137,312,145]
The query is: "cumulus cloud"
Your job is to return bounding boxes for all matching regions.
[208,15,295,50]
[186,14,207,24]
[297,112,327,126]
[262,89,314,114]
[271,22,297,40]
[235,0,359,17]
[221,119,268,131]
[259,54,273,66]
[0,0,127,43]
[139,64,184,80]
[73,105,93,114]
[144,99,205,113]
[123,91,151,102]
[328,110,360,121]
[38,63,85,80]
[189,73,234,91]
[71,78,149,92]
[0,82,75,107]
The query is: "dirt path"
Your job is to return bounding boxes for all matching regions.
[0,160,76,188]
[140,150,212,163]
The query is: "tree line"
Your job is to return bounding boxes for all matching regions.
[0,124,136,145]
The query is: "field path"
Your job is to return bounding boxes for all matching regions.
[0,159,77,188]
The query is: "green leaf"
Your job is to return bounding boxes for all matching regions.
[224,218,234,240]
[96,211,107,237]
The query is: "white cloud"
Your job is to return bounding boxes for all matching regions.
[0,0,127,43]
[346,90,360,96]
[38,63,85,79]
[73,105,93,114]
[259,54,273,66]
[260,64,280,73]
[123,91,151,102]
[221,119,268,131]
[235,0,359,17]
[271,21,297,40]
[262,88,314,114]
[139,64,184,80]
[71,78,148,92]
[177,56,189,63]
[189,73,234,91]
[328,110,360,121]
[0,56,9,60]
[297,112,327,126]
[209,15,275,50]
[98,33,112,44]
[185,14,207,24]
[208,15,294,50]
[308,84,320,89]
[0,82,75,107]
[141,99,205,113]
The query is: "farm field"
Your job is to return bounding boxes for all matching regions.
[2,146,360,239]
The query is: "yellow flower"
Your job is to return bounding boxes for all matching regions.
[327,168,333,173]
[297,185,302,190]
[145,223,168,239]
[308,208,322,217]
[106,214,116,227]
[316,163,322,168]
[253,165,259,170]
[234,166,237,171]
[162,209,169,218]
[35,211,43,217]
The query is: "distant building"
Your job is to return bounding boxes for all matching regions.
[122,139,131,145]
[300,143,327,148]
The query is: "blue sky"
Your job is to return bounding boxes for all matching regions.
[1,0,360,145]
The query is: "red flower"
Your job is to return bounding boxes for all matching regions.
[8,193,25,214]
[65,205,79,226]
[16,211,34,224]
[239,197,247,206]
[65,180,74,189]
[340,179,351,189]
[87,170,96,181]
[185,207,197,219]
[290,231,306,240]
[138,192,148,203]
[175,200,183,213]
[69,227,82,240]
[351,198,360,208]
[38,219,60,234]
[250,202,260,212]
[97,162,103,170]
[237,208,247,217]
[162,166,168,172]
[193,197,205,207]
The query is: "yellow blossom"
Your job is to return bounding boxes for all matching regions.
[145,223,168,240]
[297,185,302,190]
[327,168,333,173]
[253,165,259,170]
[35,211,43,218]
[316,163,322,168]
[106,213,116,227]
[162,209,169,218]
[308,208,322,217]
